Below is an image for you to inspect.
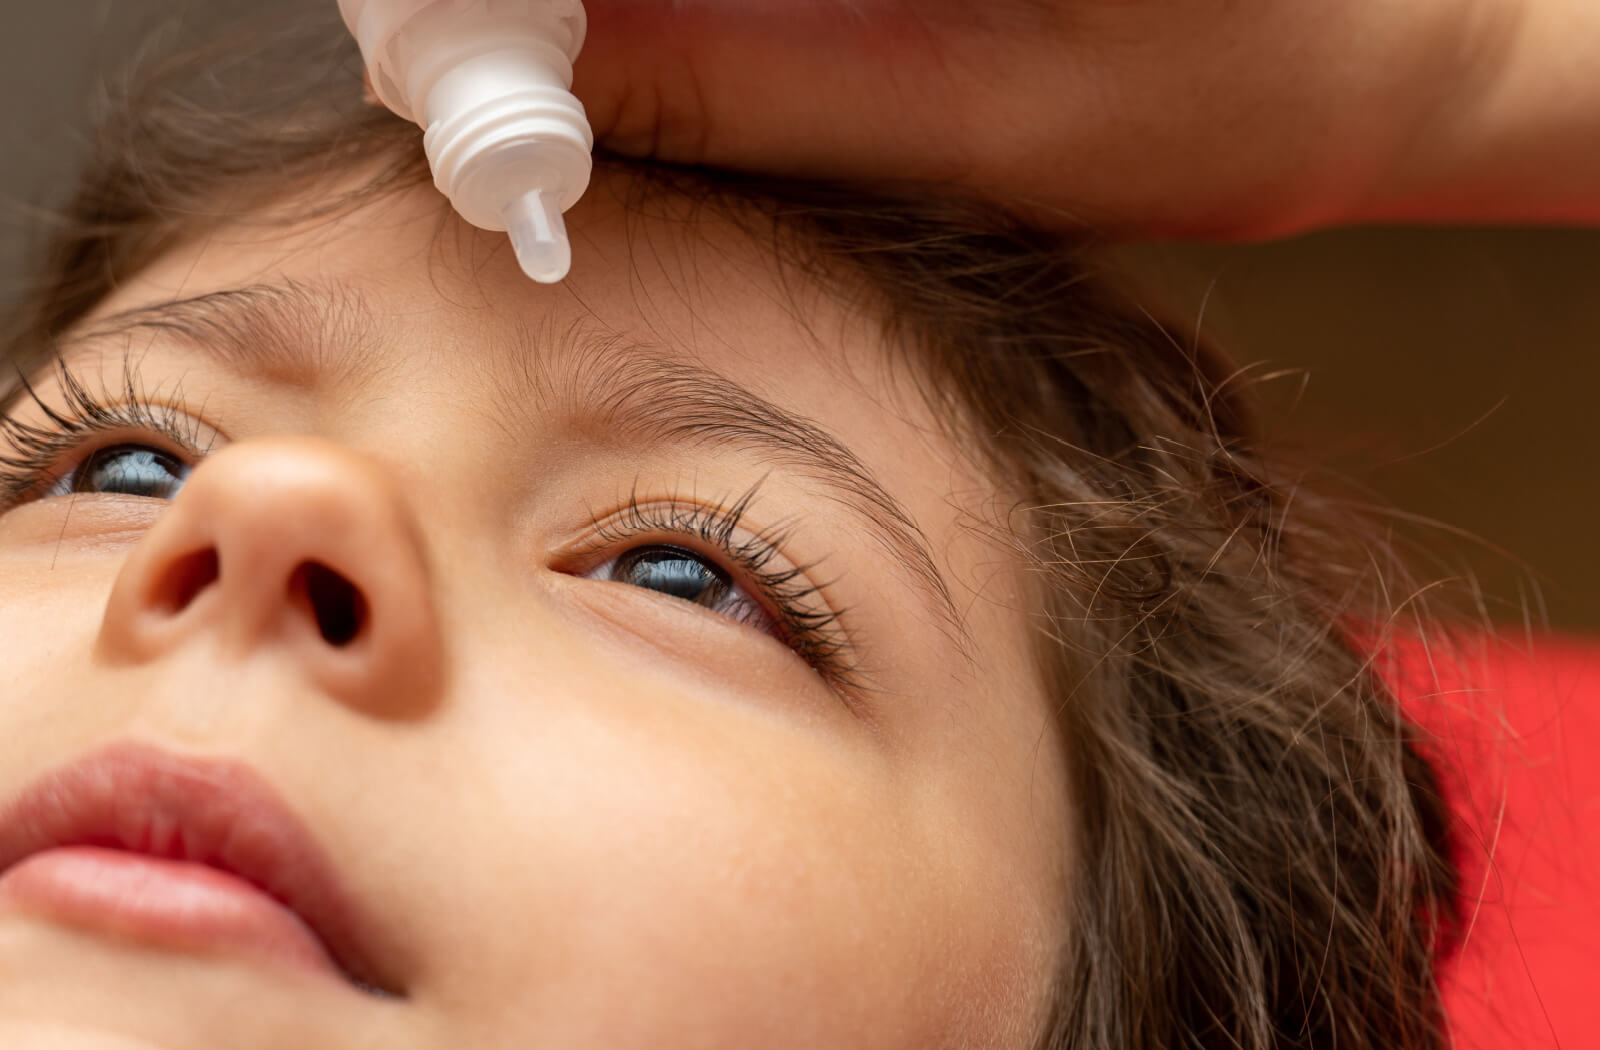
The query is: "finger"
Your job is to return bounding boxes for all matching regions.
[573,0,975,180]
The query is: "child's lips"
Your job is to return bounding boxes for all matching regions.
[0,845,344,978]
[0,741,402,998]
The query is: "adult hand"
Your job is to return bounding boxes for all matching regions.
[574,0,1600,239]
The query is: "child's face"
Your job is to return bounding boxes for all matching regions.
[0,171,1069,1049]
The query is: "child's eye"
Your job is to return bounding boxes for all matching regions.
[0,363,214,509]
[583,543,779,636]
[44,442,192,500]
[568,492,856,689]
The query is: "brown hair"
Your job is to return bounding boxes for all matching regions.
[1,4,1462,1047]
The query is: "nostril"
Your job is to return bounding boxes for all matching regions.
[151,548,221,615]
[291,561,367,647]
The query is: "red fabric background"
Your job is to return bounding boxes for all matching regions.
[1391,635,1600,1050]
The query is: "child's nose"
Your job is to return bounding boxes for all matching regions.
[94,436,445,718]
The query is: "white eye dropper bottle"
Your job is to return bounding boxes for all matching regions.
[337,0,594,283]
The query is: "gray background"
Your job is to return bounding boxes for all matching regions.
[3,1,1596,631]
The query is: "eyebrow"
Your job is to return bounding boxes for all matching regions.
[65,281,973,654]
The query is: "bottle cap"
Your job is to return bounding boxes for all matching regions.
[338,0,593,282]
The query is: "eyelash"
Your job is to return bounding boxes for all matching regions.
[585,484,855,688]
[0,361,215,507]
[0,361,857,689]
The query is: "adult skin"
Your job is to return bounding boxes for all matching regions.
[575,0,1600,238]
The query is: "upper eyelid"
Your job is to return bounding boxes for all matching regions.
[582,489,785,551]
[559,496,810,594]
[5,357,218,440]
[570,495,831,601]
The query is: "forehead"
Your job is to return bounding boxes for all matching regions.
[97,170,927,463]
[103,169,869,388]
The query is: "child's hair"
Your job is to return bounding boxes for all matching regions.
[0,5,1463,1048]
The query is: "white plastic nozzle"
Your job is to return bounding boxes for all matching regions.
[337,0,593,283]
[503,187,570,284]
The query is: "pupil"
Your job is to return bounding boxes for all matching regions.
[76,445,188,499]
[614,545,730,608]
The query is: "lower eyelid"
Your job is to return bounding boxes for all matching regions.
[712,591,783,637]
[546,570,838,701]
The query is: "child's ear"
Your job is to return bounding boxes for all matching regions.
[362,70,382,108]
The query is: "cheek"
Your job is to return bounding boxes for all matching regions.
[408,662,1058,1050]
[0,502,156,660]
[0,555,125,754]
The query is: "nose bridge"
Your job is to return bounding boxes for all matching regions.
[95,436,445,718]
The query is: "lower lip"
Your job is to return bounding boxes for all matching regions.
[0,846,343,981]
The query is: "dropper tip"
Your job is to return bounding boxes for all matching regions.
[503,188,571,283]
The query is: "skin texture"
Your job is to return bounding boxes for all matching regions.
[575,0,1600,236]
[0,171,1071,1049]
